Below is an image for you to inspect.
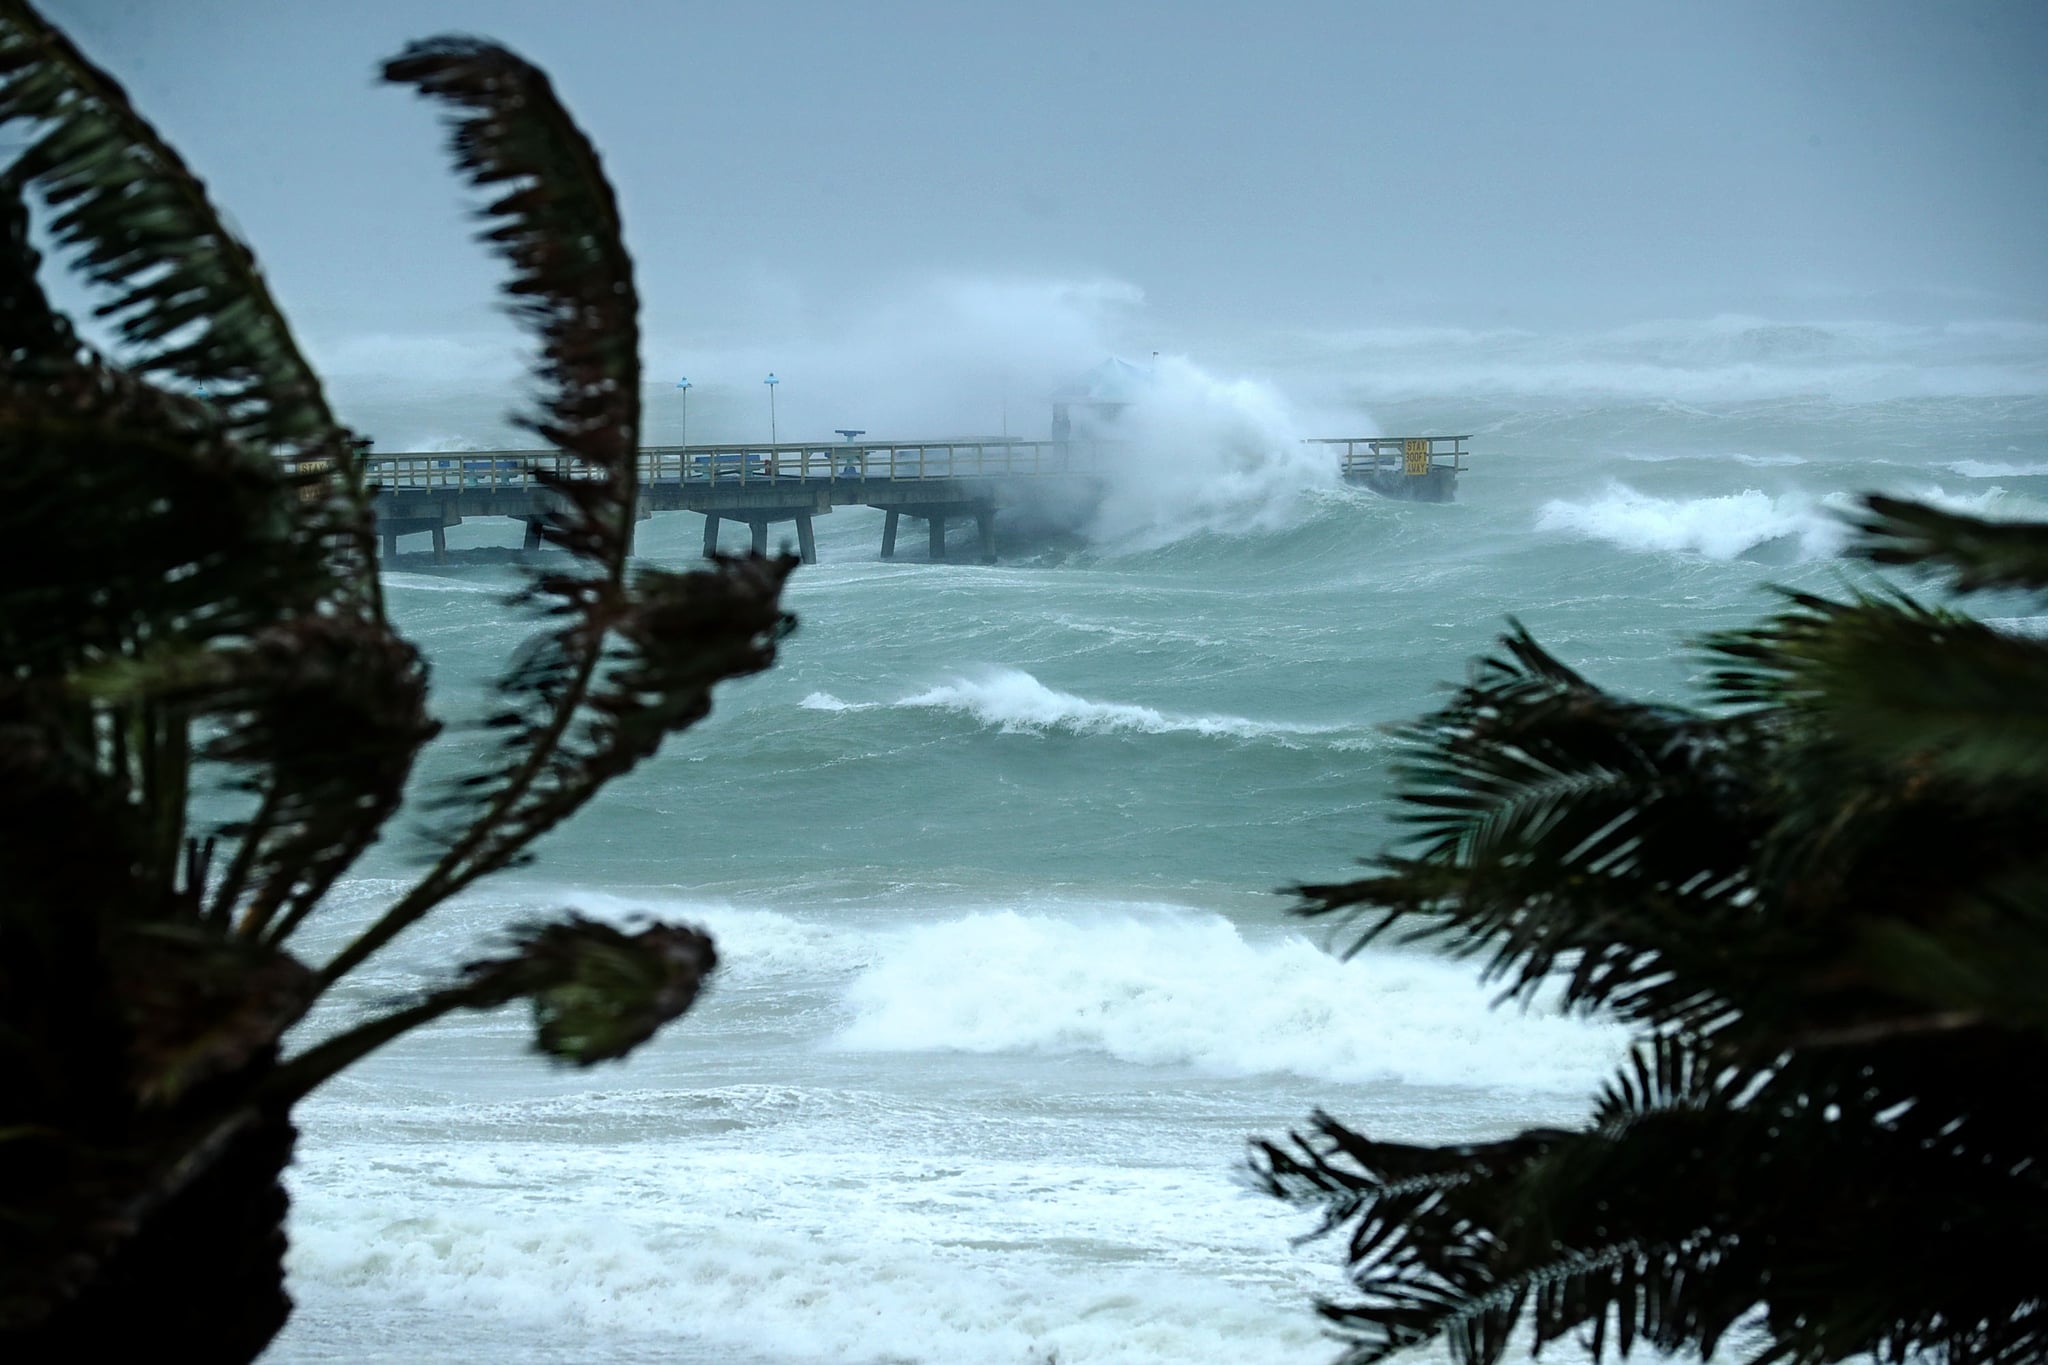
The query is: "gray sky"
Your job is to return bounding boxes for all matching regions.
[29,0,2048,437]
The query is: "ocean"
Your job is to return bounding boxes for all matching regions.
[262,317,2048,1363]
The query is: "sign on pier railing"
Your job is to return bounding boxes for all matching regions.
[1301,435,1470,481]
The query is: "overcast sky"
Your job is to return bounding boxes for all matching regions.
[32,0,2048,417]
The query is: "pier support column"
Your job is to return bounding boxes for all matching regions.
[750,519,768,556]
[976,507,996,565]
[382,530,398,560]
[522,518,542,553]
[430,525,447,564]
[881,509,899,559]
[795,513,817,565]
[928,514,946,561]
[702,514,720,558]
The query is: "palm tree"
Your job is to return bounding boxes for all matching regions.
[1,5,794,1358]
[1256,495,2048,1365]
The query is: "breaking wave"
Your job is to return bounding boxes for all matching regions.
[832,908,1627,1092]
[1949,459,2048,478]
[1081,356,1342,551]
[806,668,1341,741]
[1536,484,1851,561]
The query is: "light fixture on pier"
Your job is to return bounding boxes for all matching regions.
[763,373,779,446]
[674,377,690,447]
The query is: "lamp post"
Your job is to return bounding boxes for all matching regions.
[763,373,779,446]
[674,377,690,448]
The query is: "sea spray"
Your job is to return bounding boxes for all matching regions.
[1083,355,1341,550]
[645,276,1152,444]
[1536,483,1855,561]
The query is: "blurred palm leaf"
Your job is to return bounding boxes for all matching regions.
[309,38,796,1002]
[0,0,368,525]
[2,9,794,1356]
[1265,496,2048,1365]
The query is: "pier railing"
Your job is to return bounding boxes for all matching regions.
[360,434,1472,492]
[1303,435,1471,480]
[363,439,1109,491]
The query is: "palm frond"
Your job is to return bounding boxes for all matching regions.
[1852,493,2048,593]
[1847,869,2048,1038]
[0,398,323,676]
[381,34,640,533]
[1268,504,2048,1365]
[310,40,797,997]
[0,381,346,899]
[1295,625,1773,1034]
[439,556,797,879]
[0,0,371,574]
[5,0,407,929]
[271,914,716,1101]
[71,613,439,940]
[1261,1041,2048,1365]
[1708,588,2048,785]
[3,14,794,1354]
[0,166,73,362]
[459,914,718,1065]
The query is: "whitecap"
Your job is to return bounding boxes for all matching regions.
[379,572,505,595]
[830,908,1628,1093]
[796,691,872,713]
[894,668,1334,740]
[1536,483,1850,561]
[1948,459,2048,479]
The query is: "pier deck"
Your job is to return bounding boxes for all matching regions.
[363,434,1469,564]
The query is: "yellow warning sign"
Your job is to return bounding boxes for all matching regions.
[1403,438,1432,476]
[296,457,331,504]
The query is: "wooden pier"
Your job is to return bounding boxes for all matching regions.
[363,434,1469,564]
[1315,435,1468,503]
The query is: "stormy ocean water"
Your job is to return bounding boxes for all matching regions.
[262,317,2048,1363]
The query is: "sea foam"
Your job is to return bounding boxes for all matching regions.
[1949,458,2048,479]
[285,1136,1341,1365]
[892,668,1335,740]
[1536,483,1851,561]
[830,908,1628,1092]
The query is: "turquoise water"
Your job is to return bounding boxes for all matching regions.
[265,323,2048,1363]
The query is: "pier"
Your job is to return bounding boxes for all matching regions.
[364,434,1469,564]
[1318,435,1468,503]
